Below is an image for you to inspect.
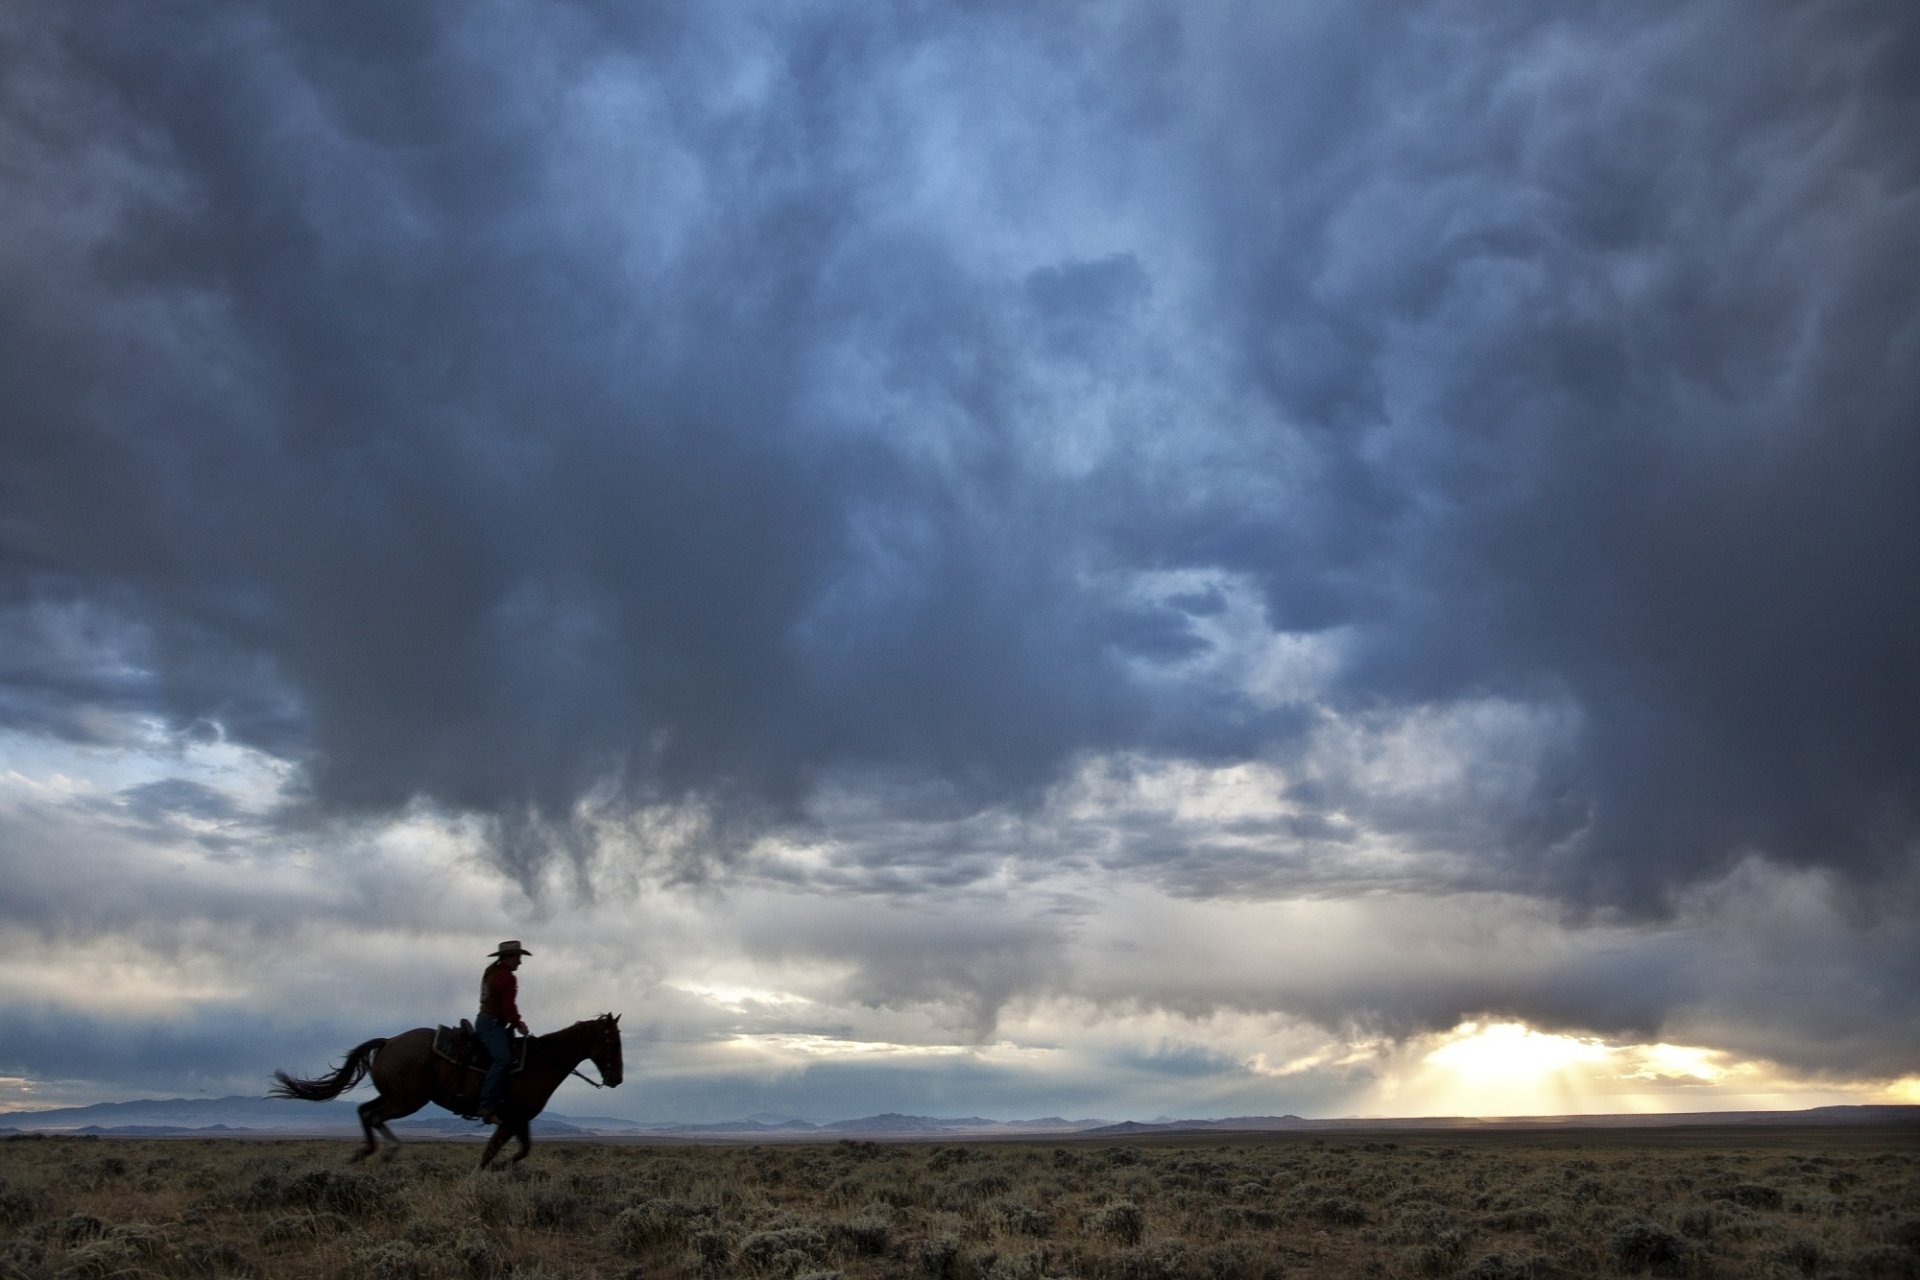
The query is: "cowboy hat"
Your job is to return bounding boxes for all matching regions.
[490,940,532,957]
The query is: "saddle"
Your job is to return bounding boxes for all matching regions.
[433,1019,529,1075]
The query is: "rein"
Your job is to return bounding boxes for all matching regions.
[569,1066,608,1089]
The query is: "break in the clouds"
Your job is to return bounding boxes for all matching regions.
[1,2,1916,1116]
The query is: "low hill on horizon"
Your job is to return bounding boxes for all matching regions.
[2,1096,1913,1140]
[1079,1104,1920,1136]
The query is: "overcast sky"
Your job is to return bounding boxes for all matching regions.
[2,1,1916,1123]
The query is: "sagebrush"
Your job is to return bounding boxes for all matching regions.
[1,1126,1915,1278]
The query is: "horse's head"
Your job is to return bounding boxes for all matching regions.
[588,1012,623,1088]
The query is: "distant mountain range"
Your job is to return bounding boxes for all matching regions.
[0,1096,1117,1139]
[1076,1105,1920,1136]
[0,1096,1912,1140]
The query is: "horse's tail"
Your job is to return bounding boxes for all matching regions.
[269,1037,388,1102]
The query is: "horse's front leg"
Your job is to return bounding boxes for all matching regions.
[508,1117,532,1164]
[477,1123,511,1171]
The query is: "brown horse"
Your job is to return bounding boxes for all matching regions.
[270,1014,622,1168]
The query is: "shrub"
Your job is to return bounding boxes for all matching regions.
[736,1225,831,1276]
[1190,1240,1287,1280]
[1459,1255,1542,1280]
[68,1157,128,1190]
[515,1185,588,1230]
[53,1239,147,1280]
[998,1202,1051,1237]
[244,1165,396,1218]
[1709,1182,1784,1210]
[1392,1202,1467,1272]
[1482,1206,1552,1233]
[1844,1245,1920,1280]
[1609,1219,1695,1277]
[1113,1239,1190,1279]
[1773,1237,1821,1275]
[0,1179,48,1229]
[975,1250,1050,1280]
[35,1214,109,1246]
[176,1240,250,1277]
[832,1214,892,1256]
[1566,1177,1610,1204]
[0,1240,46,1276]
[1677,1207,1718,1239]
[263,1210,353,1241]
[612,1198,708,1251]
[966,1173,1013,1198]
[52,1225,169,1280]
[919,1236,961,1279]
[348,1239,433,1280]
[1093,1201,1146,1246]
[1315,1197,1369,1227]
[449,1228,510,1279]
[691,1227,732,1272]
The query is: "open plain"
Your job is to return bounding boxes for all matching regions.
[1,1126,1915,1279]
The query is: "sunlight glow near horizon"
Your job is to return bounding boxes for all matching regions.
[1383,1020,1903,1119]
[1398,1021,1612,1117]
[1425,1021,1611,1080]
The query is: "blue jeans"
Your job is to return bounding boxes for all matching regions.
[475,1014,513,1112]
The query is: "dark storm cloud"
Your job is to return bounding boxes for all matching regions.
[2,0,1915,921]
[1141,1,1920,909]
[0,1,1157,881]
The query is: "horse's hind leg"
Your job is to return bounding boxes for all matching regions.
[355,1093,425,1163]
[349,1096,383,1162]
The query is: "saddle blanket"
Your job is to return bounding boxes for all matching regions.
[432,1021,528,1075]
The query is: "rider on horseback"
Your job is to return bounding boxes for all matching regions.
[477,940,531,1123]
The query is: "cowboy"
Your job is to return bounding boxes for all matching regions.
[476,940,531,1123]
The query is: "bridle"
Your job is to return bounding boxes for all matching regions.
[568,1019,621,1089]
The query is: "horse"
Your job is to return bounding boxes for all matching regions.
[270,1013,622,1168]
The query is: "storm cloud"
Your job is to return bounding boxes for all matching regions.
[1,1,1917,1112]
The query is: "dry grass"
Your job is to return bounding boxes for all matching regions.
[1,1126,1915,1278]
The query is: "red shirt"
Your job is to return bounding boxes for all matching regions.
[479,962,521,1025]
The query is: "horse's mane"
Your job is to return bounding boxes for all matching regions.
[533,1013,620,1052]
[540,1012,617,1036]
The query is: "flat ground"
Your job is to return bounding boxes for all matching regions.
[1,1125,1915,1278]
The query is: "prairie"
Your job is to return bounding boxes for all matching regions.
[1,1126,1915,1278]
